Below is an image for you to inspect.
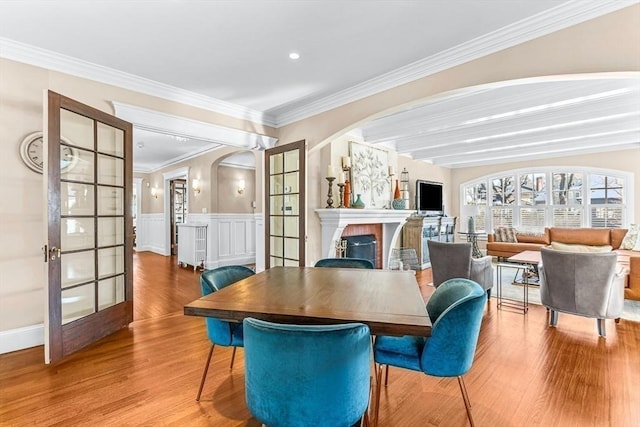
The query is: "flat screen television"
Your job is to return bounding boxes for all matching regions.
[416,180,444,216]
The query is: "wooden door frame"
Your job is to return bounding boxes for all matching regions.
[264,140,306,268]
[45,91,133,363]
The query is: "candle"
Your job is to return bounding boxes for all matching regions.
[327,165,335,178]
[342,156,351,169]
[337,171,345,184]
[388,166,395,176]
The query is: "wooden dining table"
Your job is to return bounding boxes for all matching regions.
[184,266,432,336]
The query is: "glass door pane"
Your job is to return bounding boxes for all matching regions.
[58,110,127,325]
[266,141,305,267]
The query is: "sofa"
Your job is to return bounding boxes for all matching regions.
[487,227,640,301]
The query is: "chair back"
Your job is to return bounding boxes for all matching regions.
[314,257,374,269]
[539,247,622,318]
[427,241,472,287]
[199,265,254,346]
[421,278,486,377]
[243,317,371,427]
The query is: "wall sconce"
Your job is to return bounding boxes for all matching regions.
[151,186,158,199]
[192,179,201,195]
[237,179,245,194]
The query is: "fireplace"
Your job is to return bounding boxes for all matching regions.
[315,208,413,269]
[342,234,377,268]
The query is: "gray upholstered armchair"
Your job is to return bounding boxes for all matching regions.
[539,247,625,337]
[427,240,494,298]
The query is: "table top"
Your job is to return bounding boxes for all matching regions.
[508,250,542,264]
[184,266,431,337]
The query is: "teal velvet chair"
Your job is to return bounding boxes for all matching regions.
[243,317,371,427]
[196,265,255,401]
[373,278,486,426]
[314,257,375,269]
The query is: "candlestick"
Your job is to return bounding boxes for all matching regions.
[342,156,351,169]
[337,183,345,208]
[325,177,336,208]
[327,165,335,178]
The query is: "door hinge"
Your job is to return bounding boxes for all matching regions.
[42,244,48,262]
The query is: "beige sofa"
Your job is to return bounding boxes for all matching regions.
[487,227,640,301]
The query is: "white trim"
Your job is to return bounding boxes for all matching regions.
[273,0,639,126]
[0,37,275,126]
[2,1,635,128]
[112,103,278,150]
[0,324,44,354]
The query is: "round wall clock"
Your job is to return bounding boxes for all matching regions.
[19,132,78,174]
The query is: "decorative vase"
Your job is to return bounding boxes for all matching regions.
[394,179,401,200]
[352,194,365,209]
[468,216,475,233]
[392,198,406,210]
[343,180,351,208]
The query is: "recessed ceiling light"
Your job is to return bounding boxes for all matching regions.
[289,52,300,60]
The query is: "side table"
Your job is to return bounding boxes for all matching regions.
[496,251,542,314]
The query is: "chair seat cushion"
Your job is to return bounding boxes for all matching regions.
[374,335,425,371]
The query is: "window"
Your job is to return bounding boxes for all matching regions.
[464,182,487,232]
[461,167,632,232]
[551,173,582,227]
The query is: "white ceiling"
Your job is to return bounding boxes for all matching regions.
[1,0,638,171]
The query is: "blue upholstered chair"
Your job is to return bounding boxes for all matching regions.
[373,278,487,426]
[314,257,375,269]
[243,317,371,427]
[196,265,255,401]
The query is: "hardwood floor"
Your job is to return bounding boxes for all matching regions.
[1,252,639,426]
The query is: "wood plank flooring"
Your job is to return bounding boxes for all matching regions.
[1,252,639,426]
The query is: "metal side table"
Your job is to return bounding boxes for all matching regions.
[496,251,541,314]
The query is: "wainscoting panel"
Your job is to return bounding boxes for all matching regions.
[235,221,247,254]
[218,220,233,257]
[186,213,257,268]
[136,214,167,255]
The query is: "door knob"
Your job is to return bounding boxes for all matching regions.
[49,246,61,261]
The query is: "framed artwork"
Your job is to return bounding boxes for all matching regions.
[349,141,391,209]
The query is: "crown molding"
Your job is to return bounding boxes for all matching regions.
[1,0,636,130]
[112,102,277,149]
[272,0,639,127]
[0,37,278,127]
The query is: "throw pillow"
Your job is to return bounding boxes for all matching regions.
[495,227,517,243]
[633,233,640,252]
[621,224,640,249]
[549,241,613,253]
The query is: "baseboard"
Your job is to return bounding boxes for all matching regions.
[0,324,44,354]
[135,245,168,255]
[205,255,256,269]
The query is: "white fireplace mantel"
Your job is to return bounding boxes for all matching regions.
[315,208,413,268]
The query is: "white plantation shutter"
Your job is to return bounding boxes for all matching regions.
[552,208,582,227]
[492,208,513,228]
[591,207,623,228]
[520,208,545,229]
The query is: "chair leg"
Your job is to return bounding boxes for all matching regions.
[486,288,491,300]
[196,344,216,401]
[374,364,384,427]
[457,376,475,427]
[597,319,606,337]
[230,346,237,370]
[549,310,558,326]
[384,365,389,386]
